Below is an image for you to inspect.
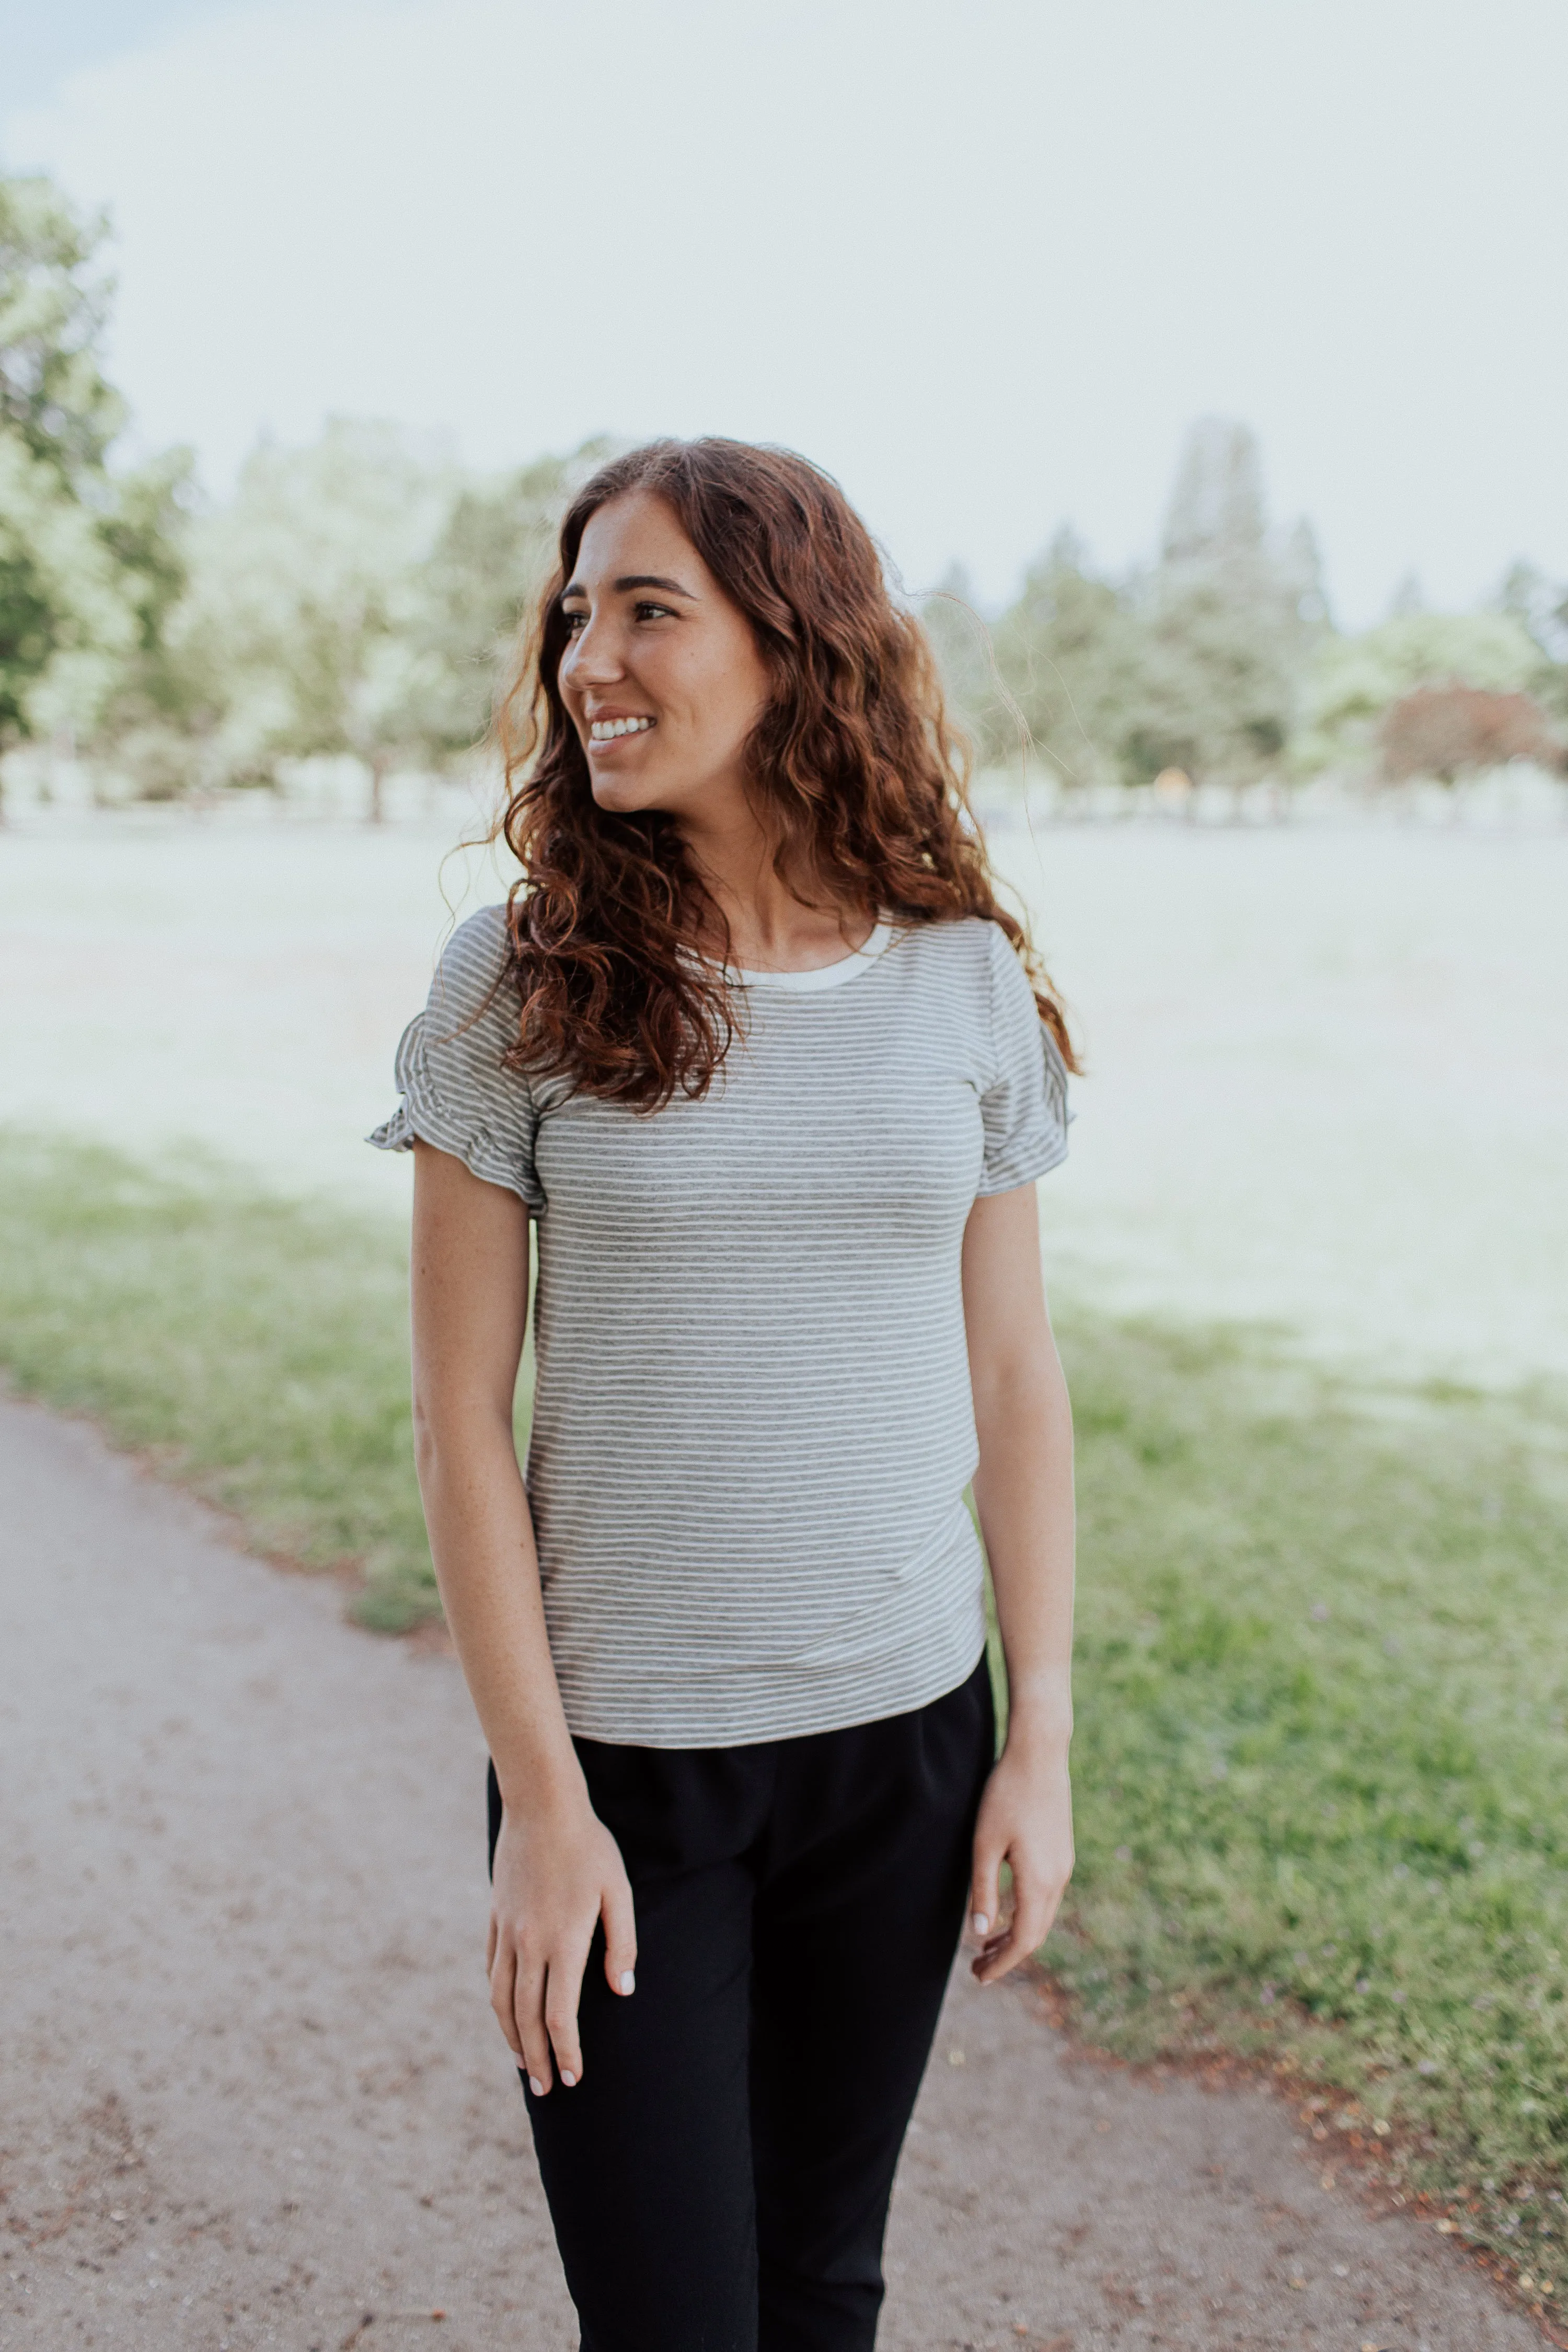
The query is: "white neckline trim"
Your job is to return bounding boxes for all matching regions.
[732,921,896,992]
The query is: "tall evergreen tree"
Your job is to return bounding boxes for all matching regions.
[1123,417,1324,788]
[989,531,1146,787]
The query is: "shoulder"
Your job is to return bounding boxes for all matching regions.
[889,915,1027,1017]
[429,904,516,1021]
[441,901,513,979]
[889,914,1008,982]
[896,916,1066,1084]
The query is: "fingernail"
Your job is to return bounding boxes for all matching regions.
[527,2076,545,2096]
[560,2070,577,2088]
[619,1971,636,1996]
[971,1912,989,1936]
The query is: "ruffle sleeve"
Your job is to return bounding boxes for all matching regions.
[367,904,544,1212]
[976,922,1071,1195]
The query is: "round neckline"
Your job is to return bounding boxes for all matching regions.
[732,921,896,992]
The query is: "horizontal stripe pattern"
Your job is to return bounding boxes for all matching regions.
[371,906,1069,1747]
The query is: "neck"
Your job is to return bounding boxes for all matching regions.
[676,798,869,974]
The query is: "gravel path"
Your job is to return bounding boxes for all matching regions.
[1,1399,1544,2352]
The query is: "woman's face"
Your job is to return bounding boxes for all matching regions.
[557,491,774,827]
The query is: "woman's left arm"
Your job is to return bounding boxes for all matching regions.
[962,1182,1076,1985]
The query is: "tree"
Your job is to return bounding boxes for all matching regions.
[1295,610,1543,779]
[978,420,1325,794]
[1,171,196,809]
[1380,685,1563,783]
[1160,415,1266,567]
[162,427,611,813]
[917,563,997,759]
[168,420,454,813]
[0,175,133,769]
[1122,420,1324,790]
[989,531,1146,787]
[407,438,613,765]
[80,445,203,798]
[0,173,121,486]
[0,432,128,746]
[1498,560,1568,726]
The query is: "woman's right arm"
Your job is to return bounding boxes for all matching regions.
[409,1139,636,2094]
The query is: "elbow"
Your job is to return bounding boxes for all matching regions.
[972,1345,1069,1426]
[412,1393,439,1487]
[410,1378,514,1487]
[410,1373,461,1485]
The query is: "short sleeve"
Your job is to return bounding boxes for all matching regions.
[976,923,1071,1196]
[366,905,544,1211]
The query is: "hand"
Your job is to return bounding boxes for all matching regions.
[487,1792,637,2093]
[967,1740,1074,1985]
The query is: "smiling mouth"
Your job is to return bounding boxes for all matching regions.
[589,716,656,743]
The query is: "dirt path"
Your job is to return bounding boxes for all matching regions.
[0,1399,1542,2351]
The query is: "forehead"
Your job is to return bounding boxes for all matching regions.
[572,491,707,583]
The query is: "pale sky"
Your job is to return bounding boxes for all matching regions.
[5,0,1566,625]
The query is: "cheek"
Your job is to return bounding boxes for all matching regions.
[678,643,771,741]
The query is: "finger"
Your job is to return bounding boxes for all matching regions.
[488,1934,524,2062]
[973,1895,1054,1984]
[601,1872,638,1999]
[969,1835,1004,1943]
[973,1929,1029,1984]
[544,1936,594,2088]
[512,1955,554,2095]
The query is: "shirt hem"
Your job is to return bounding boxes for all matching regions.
[556,1634,990,1751]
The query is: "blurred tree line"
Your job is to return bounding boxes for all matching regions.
[3,168,1565,815]
[923,417,1567,796]
[1,170,603,815]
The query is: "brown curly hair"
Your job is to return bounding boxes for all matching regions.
[492,437,1076,1106]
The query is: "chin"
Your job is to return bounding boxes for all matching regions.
[589,771,667,816]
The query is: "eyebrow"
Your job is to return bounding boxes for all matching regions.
[560,573,698,602]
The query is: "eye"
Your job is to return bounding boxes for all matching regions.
[561,608,587,633]
[633,600,676,622]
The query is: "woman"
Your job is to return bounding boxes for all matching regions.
[372,437,1078,2350]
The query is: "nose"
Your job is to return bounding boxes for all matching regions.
[561,610,624,688]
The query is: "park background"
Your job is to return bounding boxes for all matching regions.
[2,0,1567,2335]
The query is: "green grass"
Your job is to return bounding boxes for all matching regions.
[2,1128,1565,2284]
[0,1129,441,1629]
[1053,1310,1568,2282]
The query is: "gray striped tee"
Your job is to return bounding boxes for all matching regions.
[371,906,1068,1748]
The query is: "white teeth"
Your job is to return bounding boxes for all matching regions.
[591,716,653,741]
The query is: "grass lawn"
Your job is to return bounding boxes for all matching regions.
[0,1129,448,1631]
[2,1127,1564,2294]
[1056,1315,1568,2294]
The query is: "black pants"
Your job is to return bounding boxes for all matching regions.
[486,1655,994,2352]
